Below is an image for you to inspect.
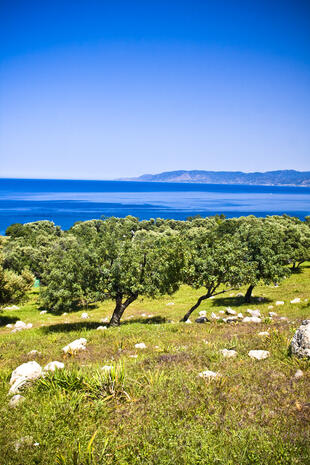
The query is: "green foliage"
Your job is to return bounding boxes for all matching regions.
[0,253,34,305]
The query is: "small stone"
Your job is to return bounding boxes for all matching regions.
[184,319,192,324]
[129,355,138,358]
[135,342,146,349]
[243,316,262,323]
[199,310,207,317]
[43,361,64,372]
[27,350,41,356]
[40,310,47,315]
[268,305,274,310]
[210,312,219,319]
[224,316,238,323]
[166,302,175,306]
[290,298,301,304]
[9,394,25,408]
[226,307,237,315]
[269,312,277,317]
[101,365,113,373]
[6,324,13,328]
[248,350,270,360]
[294,369,304,379]
[195,317,208,323]
[62,338,87,354]
[199,370,220,379]
[229,293,235,296]
[220,349,237,358]
[4,305,19,310]
[80,312,89,319]
[62,312,67,315]
[96,326,107,330]
[275,301,284,306]
[236,293,243,297]
[258,331,269,337]
[247,309,261,318]
[219,310,225,315]
[100,317,109,323]
[10,361,42,386]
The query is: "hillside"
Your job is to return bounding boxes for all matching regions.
[122,170,310,186]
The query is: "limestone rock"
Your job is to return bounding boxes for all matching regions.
[294,369,304,379]
[27,350,41,356]
[275,301,284,306]
[184,319,192,324]
[80,312,89,319]
[248,350,270,360]
[166,302,175,306]
[97,326,107,330]
[9,394,25,408]
[199,310,207,317]
[290,298,301,304]
[199,370,220,379]
[226,307,237,315]
[242,316,262,323]
[40,310,47,315]
[135,342,146,349]
[247,309,261,318]
[220,349,237,358]
[195,316,208,323]
[43,361,64,372]
[290,320,310,358]
[10,361,42,386]
[62,338,87,354]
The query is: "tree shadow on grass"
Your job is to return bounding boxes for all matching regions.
[41,321,102,334]
[0,315,19,327]
[122,316,167,325]
[39,303,100,316]
[211,296,272,308]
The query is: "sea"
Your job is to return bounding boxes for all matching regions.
[0,178,310,234]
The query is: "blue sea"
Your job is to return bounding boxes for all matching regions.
[0,178,310,234]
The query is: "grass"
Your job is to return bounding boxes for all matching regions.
[0,265,309,464]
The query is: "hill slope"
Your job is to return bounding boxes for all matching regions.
[122,170,310,186]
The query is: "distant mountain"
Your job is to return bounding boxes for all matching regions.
[121,170,310,186]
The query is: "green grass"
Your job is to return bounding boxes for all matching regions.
[0,265,309,464]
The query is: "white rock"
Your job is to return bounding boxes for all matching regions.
[166,302,175,306]
[268,305,274,310]
[290,298,301,304]
[219,310,225,314]
[247,309,261,318]
[101,365,113,373]
[224,316,238,323]
[210,312,219,319]
[248,350,270,360]
[237,313,244,319]
[27,350,41,356]
[96,326,107,330]
[43,361,64,372]
[269,312,277,317]
[4,305,19,310]
[185,319,192,324]
[40,310,47,315]
[6,324,13,328]
[15,321,27,329]
[199,370,220,379]
[100,317,109,323]
[236,292,243,297]
[9,394,25,408]
[26,323,32,329]
[80,312,89,319]
[62,338,87,354]
[275,301,284,306]
[129,355,138,358]
[135,343,146,349]
[199,310,207,317]
[290,320,310,358]
[258,331,269,337]
[229,293,235,296]
[209,296,215,299]
[294,369,303,379]
[220,349,237,358]
[10,361,42,386]
[141,313,146,317]
[147,314,154,317]
[242,316,262,323]
[62,312,67,315]
[226,307,237,315]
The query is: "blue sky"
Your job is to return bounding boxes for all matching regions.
[1,0,309,179]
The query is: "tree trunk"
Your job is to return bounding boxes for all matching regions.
[180,287,236,322]
[108,294,138,327]
[244,284,254,303]
[180,292,212,322]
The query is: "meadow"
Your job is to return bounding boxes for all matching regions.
[0,264,309,465]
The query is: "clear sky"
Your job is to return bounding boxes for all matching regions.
[1,0,309,179]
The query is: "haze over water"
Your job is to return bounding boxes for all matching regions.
[0,178,309,234]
